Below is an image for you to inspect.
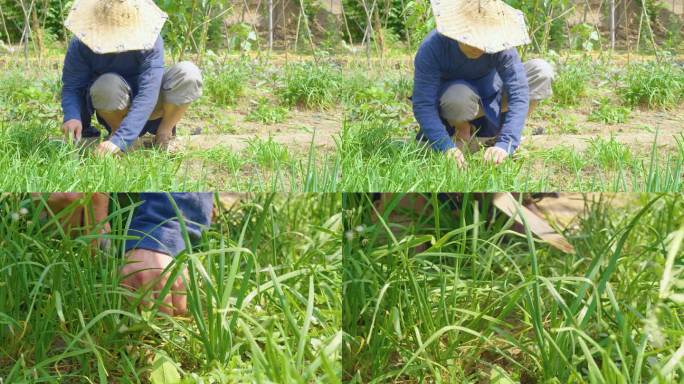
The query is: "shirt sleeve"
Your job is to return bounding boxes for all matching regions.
[412,37,455,152]
[109,37,165,151]
[494,49,529,154]
[61,38,91,123]
[125,193,214,257]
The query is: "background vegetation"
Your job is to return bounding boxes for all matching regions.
[1,0,680,58]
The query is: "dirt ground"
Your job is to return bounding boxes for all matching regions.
[175,107,340,154]
[524,107,683,153]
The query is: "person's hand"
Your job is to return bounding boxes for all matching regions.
[42,193,110,236]
[120,249,188,316]
[62,119,82,143]
[95,140,121,157]
[445,147,466,168]
[484,146,509,165]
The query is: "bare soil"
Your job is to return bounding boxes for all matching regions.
[524,107,683,153]
[175,107,340,154]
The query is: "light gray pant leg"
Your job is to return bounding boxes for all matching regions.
[90,73,131,111]
[161,61,203,105]
[524,59,555,101]
[439,83,481,123]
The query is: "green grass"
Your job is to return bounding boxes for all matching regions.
[588,98,631,124]
[343,193,684,383]
[620,61,684,109]
[586,135,633,169]
[246,98,289,124]
[0,193,342,382]
[552,59,592,106]
[246,137,291,168]
[340,118,684,192]
[277,62,343,109]
[204,61,250,106]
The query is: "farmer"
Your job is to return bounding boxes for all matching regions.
[61,0,203,155]
[43,193,214,316]
[413,0,555,167]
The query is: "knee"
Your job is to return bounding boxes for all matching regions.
[439,84,481,123]
[525,59,555,100]
[527,59,555,81]
[162,61,203,105]
[90,73,131,111]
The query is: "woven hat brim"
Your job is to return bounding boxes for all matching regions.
[432,0,531,53]
[65,0,167,54]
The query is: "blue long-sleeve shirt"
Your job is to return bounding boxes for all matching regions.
[412,30,530,154]
[61,37,165,151]
[126,193,214,257]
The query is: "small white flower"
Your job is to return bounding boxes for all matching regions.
[10,212,20,221]
[19,208,28,215]
[355,225,365,233]
[345,230,354,241]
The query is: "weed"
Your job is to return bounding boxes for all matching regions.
[552,59,592,106]
[189,147,243,173]
[277,62,342,109]
[620,61,684,109]
[204,62,249,106]
[586,135,632,169]
[588,97,631,124]
[246,137,291,168]
[246,98,289,124]
[538,105,581,134]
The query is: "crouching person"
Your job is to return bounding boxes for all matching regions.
[61,0,203,155]
[412,0,555,168]
[42,192,214,316]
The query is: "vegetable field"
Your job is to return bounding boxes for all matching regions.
[0,193,342,382]
[341,54,684,192]
[343,193,684,382]
[0,53,342,191]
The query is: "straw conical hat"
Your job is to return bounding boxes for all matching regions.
[431,0,531,53]
[65,0,167,54]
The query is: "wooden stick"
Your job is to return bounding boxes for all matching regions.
[493,193,575,254]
